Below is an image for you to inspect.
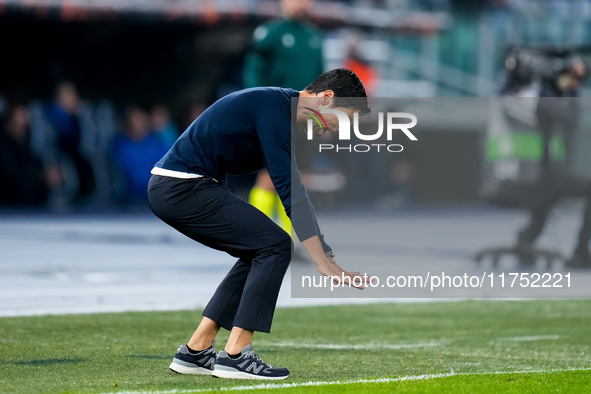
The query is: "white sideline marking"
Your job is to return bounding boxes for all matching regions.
[106,368,591,394]
[499,335,561,342]
[259,341,441,350]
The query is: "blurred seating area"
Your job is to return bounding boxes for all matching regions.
[1,0,591,211]
[0,84,191,210]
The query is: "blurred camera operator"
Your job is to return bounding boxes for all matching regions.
[516,55,591,269]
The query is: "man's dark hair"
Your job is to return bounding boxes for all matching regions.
[305,68,371,115]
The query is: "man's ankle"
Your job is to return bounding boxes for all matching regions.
[224,343,248,355]
[187,339,214,353]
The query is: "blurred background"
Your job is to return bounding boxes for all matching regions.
[1,0,590,209]
[1,0,591,314]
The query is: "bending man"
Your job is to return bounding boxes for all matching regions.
[147,68,370,380]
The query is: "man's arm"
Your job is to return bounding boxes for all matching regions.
[254,91,366,288]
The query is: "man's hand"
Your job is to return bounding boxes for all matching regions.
[316,256,368,290]
[301,236,370,290]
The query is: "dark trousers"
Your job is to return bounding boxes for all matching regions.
[147,175,292,333]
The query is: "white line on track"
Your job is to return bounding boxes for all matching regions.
[258,341,441,350]
[106,367,591,394]
[498,335,561,342]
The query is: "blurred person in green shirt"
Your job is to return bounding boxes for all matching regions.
[243,0,324,239]
[244,0,323,90]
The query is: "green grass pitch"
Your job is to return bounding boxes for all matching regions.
[1,300,591,393]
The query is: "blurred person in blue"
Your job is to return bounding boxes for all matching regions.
[46,81,95,201]
[243,0,323,238]
[0,105,62,206]
[151,104,179,147]
[111,106,171,203]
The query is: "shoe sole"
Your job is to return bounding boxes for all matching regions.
[212,365,289,380]
[169,360,213,375]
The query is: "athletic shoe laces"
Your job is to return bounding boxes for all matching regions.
[243,349,269,367]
